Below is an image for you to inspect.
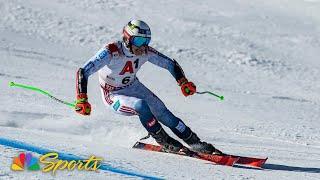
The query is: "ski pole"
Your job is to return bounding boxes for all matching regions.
[196,91,224,101]
[8,81,76,108]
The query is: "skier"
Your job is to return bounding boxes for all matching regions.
[75,20,222,155]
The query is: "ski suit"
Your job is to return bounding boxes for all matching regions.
[76,41,192,140]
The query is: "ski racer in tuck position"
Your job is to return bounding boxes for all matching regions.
[75,20,222,155]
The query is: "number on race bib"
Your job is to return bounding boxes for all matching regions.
[134,59,139,69]
[122,76,131,84]
[120,59,140,84]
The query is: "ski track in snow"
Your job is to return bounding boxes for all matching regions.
[0,0,320,179]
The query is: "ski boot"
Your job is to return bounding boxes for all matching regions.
[184,132,223,155]
[150,128,184,153]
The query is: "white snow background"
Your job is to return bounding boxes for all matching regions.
[0,0,320,179]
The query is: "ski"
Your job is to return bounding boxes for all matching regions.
[133,141,239,166]
[228,154,268,168]
[133,142,267,168]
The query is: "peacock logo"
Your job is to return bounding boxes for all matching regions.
[11,152,40,171]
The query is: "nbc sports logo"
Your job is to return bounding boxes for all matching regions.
[11,152,40,171]
[10,151,102,174]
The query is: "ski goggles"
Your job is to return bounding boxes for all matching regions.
[131,36,151,47]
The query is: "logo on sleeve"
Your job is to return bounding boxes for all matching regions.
[98,50,108,59]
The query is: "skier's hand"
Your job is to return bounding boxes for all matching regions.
[75,93,91,115]
[181,82,196,96]
[178,78,196,96]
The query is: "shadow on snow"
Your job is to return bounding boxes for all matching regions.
[234,164,320,174]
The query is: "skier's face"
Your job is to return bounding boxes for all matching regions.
[131,45,147,56]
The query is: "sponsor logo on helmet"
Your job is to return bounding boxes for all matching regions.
[128,21,151,35]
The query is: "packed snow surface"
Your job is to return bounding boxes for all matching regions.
[0,0,319,179]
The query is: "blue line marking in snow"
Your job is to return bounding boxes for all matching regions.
[0,137,163,180]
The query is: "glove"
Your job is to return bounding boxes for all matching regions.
[178,77,196,97]
[75,93,91,115]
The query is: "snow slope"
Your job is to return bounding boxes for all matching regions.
[0,0,320,179]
